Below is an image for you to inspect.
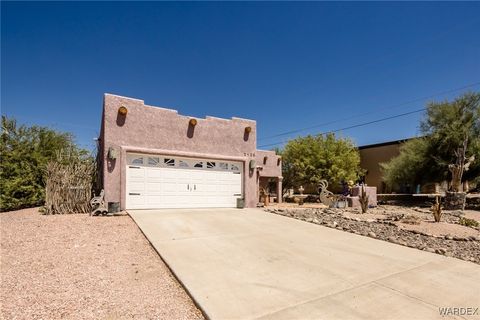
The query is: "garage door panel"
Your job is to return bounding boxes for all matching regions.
[160,182,182,194]
[128,181,145,192]
[146,182,162,195]
[146,168,163,179]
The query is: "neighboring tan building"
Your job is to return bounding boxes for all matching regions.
[359,139,410,193]
[359,138,476,194]
[98,94,282,210]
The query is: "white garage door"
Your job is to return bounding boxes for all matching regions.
[126,154,243,209]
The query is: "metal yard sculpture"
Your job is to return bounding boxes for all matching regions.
[318,180,335,207]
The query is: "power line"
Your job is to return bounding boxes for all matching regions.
[258,81,480,142]
[258,108,425,149]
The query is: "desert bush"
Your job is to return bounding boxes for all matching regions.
[401,215,422,225]
[0,116,90,212]
[458,217,479,228]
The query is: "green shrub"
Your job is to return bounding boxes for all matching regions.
[0,116,89,212]
[458,217,479,227]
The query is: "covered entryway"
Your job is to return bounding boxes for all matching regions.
[126,153,243,209]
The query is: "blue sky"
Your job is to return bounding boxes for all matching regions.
[2,2,480,151]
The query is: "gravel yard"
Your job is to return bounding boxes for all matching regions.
[0,207,204,320]
[266,205,480,264]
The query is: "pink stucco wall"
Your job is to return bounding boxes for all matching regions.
[101,93,264,209]
[255,150,282,178]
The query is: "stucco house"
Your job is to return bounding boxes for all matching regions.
[98,94,282,210]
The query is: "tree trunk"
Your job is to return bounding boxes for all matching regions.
[445,135,472,211]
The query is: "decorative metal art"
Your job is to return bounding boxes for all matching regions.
[318,180,335,207]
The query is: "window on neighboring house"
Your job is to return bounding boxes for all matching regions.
[207,161,216,169]
[263,156,268,165]
[277,158,281,166]
[164,158,175,166]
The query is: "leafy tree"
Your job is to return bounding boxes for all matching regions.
[0,116,89,211]
[381,92,480,189]
[279,133,362,193]
[380,138,431,190]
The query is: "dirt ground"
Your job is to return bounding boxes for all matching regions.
[0,207,204,320]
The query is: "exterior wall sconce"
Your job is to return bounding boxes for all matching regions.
[189,118,197,126]
[249,159,256,170]
[245,126,252,134]
[118,106,128,116]
[108,147,118,160]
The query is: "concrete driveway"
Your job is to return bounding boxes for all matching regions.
[129,208,480,320]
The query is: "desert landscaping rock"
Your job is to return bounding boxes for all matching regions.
[265,206,480,264]
[0,207,204,320]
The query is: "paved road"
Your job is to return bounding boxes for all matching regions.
[129,208,480,320]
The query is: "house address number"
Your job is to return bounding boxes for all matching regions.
[243,152,255,157]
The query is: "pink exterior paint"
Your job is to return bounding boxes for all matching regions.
[100,93,281,209]
[255,150,282,178]
[255,150,283,203]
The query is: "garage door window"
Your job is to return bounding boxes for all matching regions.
[179,160,189,168]
[148,157,160,166]
[131,157,143,165]
[164,158,175,166]
[206,161,216,169]
[127,154,242,173]
[219,162,228,170]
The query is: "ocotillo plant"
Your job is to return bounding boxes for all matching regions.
[358,186,369,214]
[431,196,443,222]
